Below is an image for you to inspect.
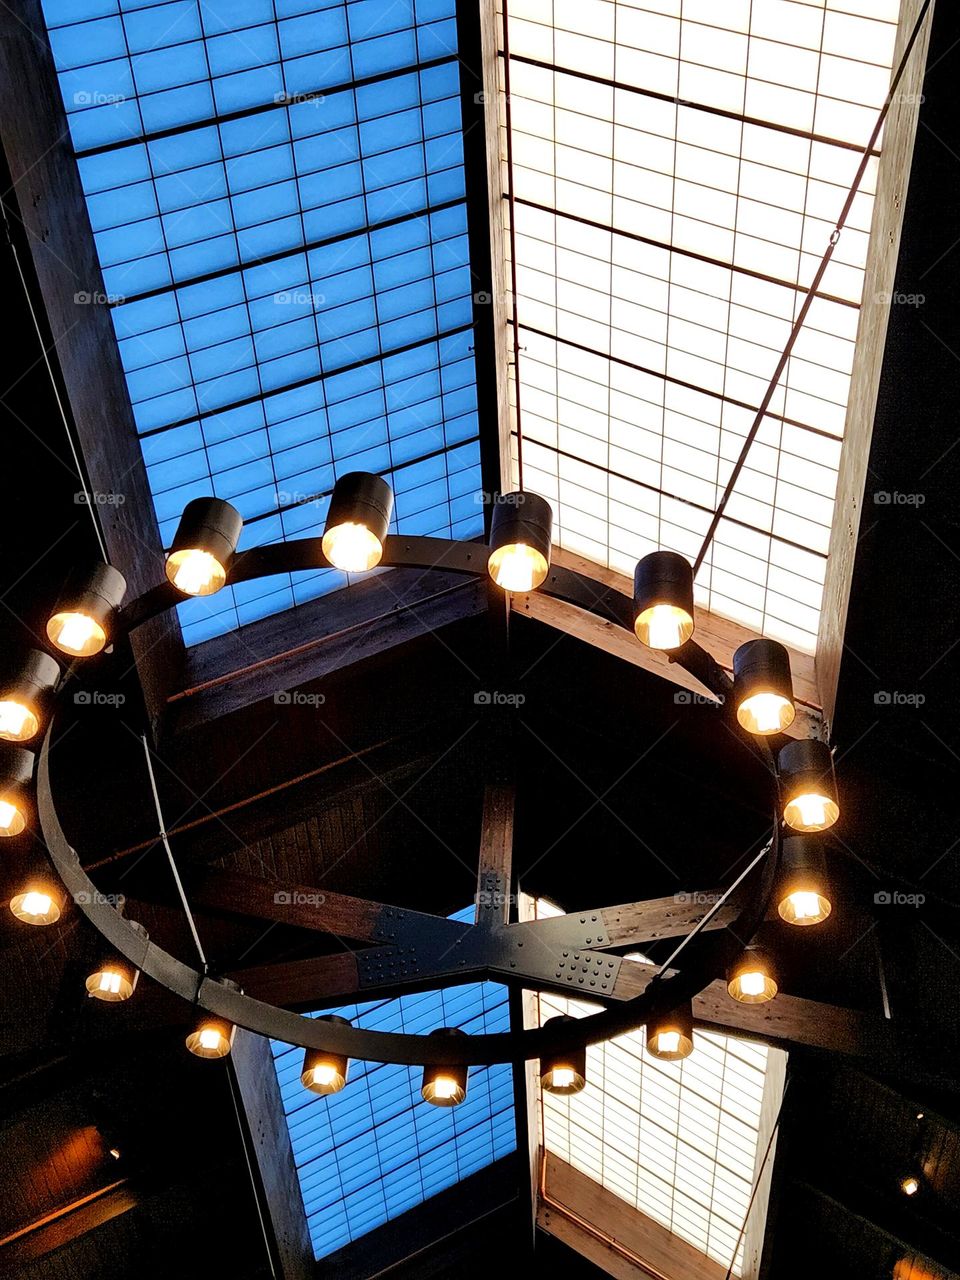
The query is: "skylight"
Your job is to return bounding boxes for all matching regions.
[40,0,484,645]
[498,0,908,653]
[271,909,515,1259]
[527,901,786,1278]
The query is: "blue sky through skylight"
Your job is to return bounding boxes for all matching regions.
[41,0,484,645]
[271,909,515,1259]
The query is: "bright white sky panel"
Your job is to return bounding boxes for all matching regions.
[499,0,904,653]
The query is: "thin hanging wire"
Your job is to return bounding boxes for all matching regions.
[1,207,109,563]
[692,0,934,576]
[141,734,207,970]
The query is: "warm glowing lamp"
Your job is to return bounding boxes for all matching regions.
[0,651,59,744]
[487,492,553,593]
[733,638,796,735]
[777,836,832,926]
[321,473,393,572]
[10,878,64,926]
[421,1027,469,1106]
[0,744,33,838]
[165,498,242,596]
[646,1002,694,1061]
[633,551,695,650]
[185,979,240,1058]
[901,1176,920,1197]
[46,564,126,658]
[540,1014,587,1094]
[85,921,147,1002]
[300,1015,351,1094]
[779,738,840,833]
[727,945,778,1004]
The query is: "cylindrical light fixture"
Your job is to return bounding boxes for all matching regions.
[186,979,241,1058]
[633,551,695,650]
[727,945,778,1004]
[777,835,832,927]
[779,738,839,833]
[300,1014,351,1094]
[165,498,243,597]
[646,1001,694,1061]
[487,492,553,593]
[0,745,33,838]
[85,921,147,1002]
[46,564,126,658]
[540,1014,587,1094]
[0,651,60,743]
[421,1028,469,1106]
[733,638,795,735]
[9,877,65,926]
[322,472,393,572]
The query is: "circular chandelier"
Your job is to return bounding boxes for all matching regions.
[0,475,841,1104]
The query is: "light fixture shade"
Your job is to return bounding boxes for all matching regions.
[301,1015,351,1094]
[421,1027,469,1106]
[779,738,839,832]
[646,1001,694,1061]
[0,744,34,838]
[186,978,240,1058]
[10,878,65,926]
[166,497,243,596]
[540,1014,587,1094]
[322,472,393,572]
[46,563,126,658]
[733,638,796,735]
[727,946,778,1004]
[777,835,832,927]
[85,920,147,1002]
[487,492,553,593]
[0,651,60,743]
[633,551,695,650]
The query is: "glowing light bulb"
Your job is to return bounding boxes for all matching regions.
[784,791,839,833]
[322,521,383,572]
[0,700,35,742]
[738,691,793,735]
[432,1074,459,1100]
[778,888,831,927]
[902,1176,920,1196]
[167,548,225,596]
[198,1027,223,1051]
[656,1031,681,1055]
[789,892,820,921]
[641,604,692,650]
[0,797,25,837]
[740,970,767,997]
[50,611,104,657]
[550,1067,576,1089]
[99,971,122,995]
[488,542,548,592]
[310,1063,338,1089]
[21,892,52,918]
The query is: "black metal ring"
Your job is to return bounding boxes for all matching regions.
[37,534,781,1065]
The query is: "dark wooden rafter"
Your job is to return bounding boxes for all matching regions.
[475,782,516,929]
[0,0,182,725]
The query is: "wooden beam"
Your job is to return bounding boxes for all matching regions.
[169,571,487,730]
[229,1030,313,1280]
[516,550,824,739]
[610,959,883,1058]
[475,782,516,927]
[192,868,467,947]
[0,1,182,727]
[539,1152,730,1280]
[816,0,933,731]
[602,890,739,947]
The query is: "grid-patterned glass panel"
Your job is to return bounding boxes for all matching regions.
[272,913,515,1259]
[499,0,906,653]
[41,0,484,645]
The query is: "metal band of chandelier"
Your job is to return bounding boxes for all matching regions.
[1,476,841,1083]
